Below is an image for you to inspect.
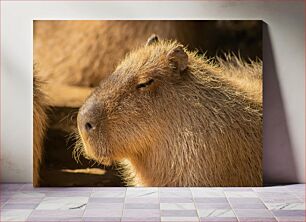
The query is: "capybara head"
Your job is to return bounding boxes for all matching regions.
[77,35,262,186]
[77,35,192,165]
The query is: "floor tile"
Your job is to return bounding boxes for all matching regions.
[253,186,289,193]
[91,190,125,198]
[29,209,84,217]
[192,188,225,197]
[125,197,159,203]
[271,209,305,217]
[223,187,253,191]
[19,184,35,190]
[83,217,121,222]
[198,209,235,217]
[36,196,88,210]
[0,209,32,221]
[86,202,123,209]
[160,188,190,192]
[291,192,305,201]
[83,209,123,217]
[7,197,44,204]
[265,202,305,210]
[89,197,124,203]
[2,203,39,209]
[276,218,306,222]
[126,188,158,198]
[285,184,305,191]
[26,217,83,221]
[160,197,194,203]
[122,209,160,217]
[257,192,301,203]
[1,184,24,191]
[44,191,91,197]
[92,187,126,192]
[0,196,11,205]
[224,191,258,198]
[161,209,198,217]
[234,209,274,218]
[194,197,228,203]
[160,189,192,198]
[160,203,196,210]
[199,217,238,221]
[230,202,266,209]
[162,216,199,222]
[196,202,231,209]
[228,198,263,204]
[125,203,160,209]
[122,217,161,221]
[237,218,277,222]
[10,191,45,199]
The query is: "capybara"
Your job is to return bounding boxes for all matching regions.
[77,35,263,187]
[34,21,199,87]
[33,71,48,187]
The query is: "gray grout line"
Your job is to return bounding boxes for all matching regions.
[80,187,93,222]
[289,189,305,202]
[120,187,127,222]
[191,187,201,222]
[0,197,9,208]
[16,185,39,221]
[255,189,280,222]
[19,184,26,191]
[224,188,240,222]
[158,187,161,221]
[187,187,200,222]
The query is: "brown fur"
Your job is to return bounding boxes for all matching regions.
[34,21,198,87]
[77,39,262,187]
[33,71,48,187]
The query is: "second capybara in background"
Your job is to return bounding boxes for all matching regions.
[77,36,263,187]
[33,70,48,187]
[34,21,199,87]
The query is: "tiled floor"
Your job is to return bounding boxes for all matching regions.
[0,184,304,222]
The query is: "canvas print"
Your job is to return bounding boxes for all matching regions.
[33,20,262,187]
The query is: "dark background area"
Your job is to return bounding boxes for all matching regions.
[190,21,262,60]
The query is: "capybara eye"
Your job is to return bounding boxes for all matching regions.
[136,79,154,90]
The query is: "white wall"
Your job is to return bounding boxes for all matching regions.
[1,1,305,184]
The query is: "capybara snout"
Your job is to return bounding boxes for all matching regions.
[77,91,107,160]
[78,96,100,135]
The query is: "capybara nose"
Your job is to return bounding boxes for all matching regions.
[78,102,98,135]
[78,112,96,134]
[78,113,97,134]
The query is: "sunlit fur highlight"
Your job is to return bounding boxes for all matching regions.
[77,40,262,187]
[33,71,48,187]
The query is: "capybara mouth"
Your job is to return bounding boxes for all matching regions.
[80,141,113,166]
[97,156,113,166]
[76,129,113,166]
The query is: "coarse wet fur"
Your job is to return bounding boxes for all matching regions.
[34,21,198,87]
[33,71,48,187]
[76,36,262,187]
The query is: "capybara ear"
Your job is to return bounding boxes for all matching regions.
[167,46,188,72]
[146,34,159,46]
